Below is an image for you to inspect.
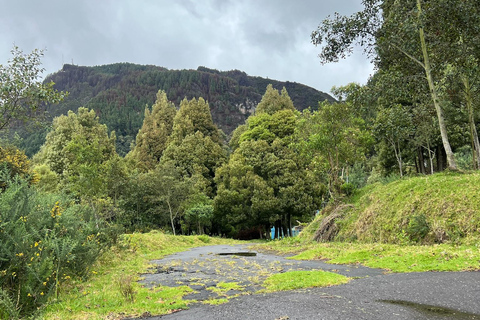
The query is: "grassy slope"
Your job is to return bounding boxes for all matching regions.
[309,172,480,244]
[255,171,480,273]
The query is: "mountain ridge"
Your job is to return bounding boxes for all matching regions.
[22,63,335,156]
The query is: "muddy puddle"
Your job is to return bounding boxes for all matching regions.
[380,300,480,319]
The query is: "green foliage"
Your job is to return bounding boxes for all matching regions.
[407,214,430,243]
[0,46,67,132]
[34,107,117,201]
[215,87,324,237]
[32,164,58,193]
[184,204,214,235]
[169,96,221,144]
[0,145,32,189]
[255,84,295,115]
[0,173,117,319]
[296,102,372,197]
[340,182,356,196]
[128,90,176,172]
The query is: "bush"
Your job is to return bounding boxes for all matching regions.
[0,174,118,319]
[340,182,356,196]
[406,214,430,243]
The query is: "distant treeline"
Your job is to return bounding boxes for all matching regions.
[16,63,334,156]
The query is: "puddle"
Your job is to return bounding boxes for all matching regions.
[216,252,257,257]
[380,300,480,319]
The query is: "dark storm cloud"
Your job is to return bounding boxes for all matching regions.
[0,0,373,94]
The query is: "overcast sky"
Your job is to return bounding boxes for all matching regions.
[0,0,374,95]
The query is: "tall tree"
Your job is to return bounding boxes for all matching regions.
[128,90,176,172]
[311,0,464,170]
[169,96,221,144]
[255,84,295,115]
[34,107,116,200]
[296,102,371,196]
[162,96,226,197]
[215,86,323,237]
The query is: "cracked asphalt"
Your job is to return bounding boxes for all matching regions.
[138,244,480,320]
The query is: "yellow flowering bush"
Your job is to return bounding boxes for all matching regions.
[0,172,119,319]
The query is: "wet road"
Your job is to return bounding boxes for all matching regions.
[139,244,480,320]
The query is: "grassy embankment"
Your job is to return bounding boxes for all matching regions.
[256,171,480,272]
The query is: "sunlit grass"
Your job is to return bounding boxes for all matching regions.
[255,240,480,272]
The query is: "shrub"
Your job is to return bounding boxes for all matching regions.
[406,213,430,243]
[340,182,356,196]
[0,173,118,319]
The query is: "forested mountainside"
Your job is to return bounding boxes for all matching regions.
[22,63,333,156]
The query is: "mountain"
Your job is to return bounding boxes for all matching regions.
[24,63,335,156]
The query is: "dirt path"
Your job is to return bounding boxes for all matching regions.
[139,244,480,320]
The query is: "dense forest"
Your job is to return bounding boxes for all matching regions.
[2,0,480,318]
[15,63,334,156]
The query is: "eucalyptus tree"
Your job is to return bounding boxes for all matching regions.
[311,0,473,170]
[296,102,371,196]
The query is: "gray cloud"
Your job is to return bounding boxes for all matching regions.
[0,0,373,94]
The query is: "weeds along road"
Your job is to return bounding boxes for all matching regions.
[140,244,480,320]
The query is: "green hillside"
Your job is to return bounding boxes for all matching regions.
[304,172,480,245]
[17,63,333,156]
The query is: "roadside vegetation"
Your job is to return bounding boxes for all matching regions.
[42,232,240,320]
[255,171,480,273]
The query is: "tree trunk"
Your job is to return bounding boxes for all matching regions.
[417,0,457,170]
[391,139,403,177]
[426,141,434,175]
[287,212,293,237]
[167,200,176,236]
[282,223,288,238]
[473,125,480,170]
[462,75,480,170]
[437,145,445,171]
[418,147,426,175]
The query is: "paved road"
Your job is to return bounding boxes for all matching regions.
[140,244,480,320]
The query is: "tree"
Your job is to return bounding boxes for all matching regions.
[34,107,117,201]
[0,145,31,190]
[373,104,413,177]
[148,162,191,235]
[214,151,277,238]
[162,131,226,197]
[169,96,221,144]
[311,0,461,170]
[255,84,295,115]
[128,90,176,172]
[215,86,323,237]
[0,46,66,131]
[297,102,371,196]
